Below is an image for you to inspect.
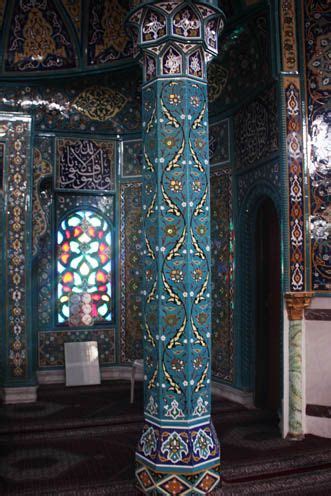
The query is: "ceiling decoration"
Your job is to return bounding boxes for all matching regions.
[0,0,261,76]
[87,0,133,65]
[4,0,77,72]
[62,0,81,37]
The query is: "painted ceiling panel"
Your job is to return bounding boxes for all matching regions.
[4,0,78,72]
[0,0,263,75]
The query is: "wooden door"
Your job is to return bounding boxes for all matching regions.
[255,197,281,412]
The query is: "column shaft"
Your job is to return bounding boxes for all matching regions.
[127,2,224,492]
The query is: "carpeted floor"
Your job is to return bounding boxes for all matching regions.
[0,381,330,495]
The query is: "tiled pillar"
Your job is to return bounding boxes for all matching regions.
[285,292,312,440]
[127,1,224,493]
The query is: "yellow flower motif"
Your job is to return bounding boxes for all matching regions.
[190,95,200,107]
[197,312,208,325]
[165,225,178,237]
[165,314,179,326]
[197,225,207,236]
[171,358,184,371]
[164,136,176,148]
[169,93,181,105]
[170,179,182,192]
[192,180,202,192]
[193,268,203,281]
[170,269,184,282]
[195,138,205,149]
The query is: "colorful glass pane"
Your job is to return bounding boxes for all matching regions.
[57,210,112,324]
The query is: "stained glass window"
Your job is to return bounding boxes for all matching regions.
[57,209,112,325]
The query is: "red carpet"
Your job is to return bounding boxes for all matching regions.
[0,381,330,495]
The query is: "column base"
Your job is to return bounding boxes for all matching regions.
[136,460,221,495]
[1,385,38,404]
[135,419,221,494]
[286,432,305,441]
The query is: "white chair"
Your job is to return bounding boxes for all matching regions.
[130,359,144,403]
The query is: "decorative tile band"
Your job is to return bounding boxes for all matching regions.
[284,77,305,292]
[136,420,220,469]
[2,116,32,380]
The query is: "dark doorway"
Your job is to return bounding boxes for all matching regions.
[254,197,281,412]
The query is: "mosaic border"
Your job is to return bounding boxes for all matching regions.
[1,114,32,380]
[284,77,305,292]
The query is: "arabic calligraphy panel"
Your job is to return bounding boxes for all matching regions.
[56,138,115,191]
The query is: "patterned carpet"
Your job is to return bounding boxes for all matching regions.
[0,381,331,495]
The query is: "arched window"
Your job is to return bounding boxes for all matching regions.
[57,209,112,326]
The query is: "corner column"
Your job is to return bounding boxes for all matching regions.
[127,1,224,493]
[285,292,312,440]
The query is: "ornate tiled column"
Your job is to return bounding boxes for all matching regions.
[127,1,224,493]
[285,292,312,440]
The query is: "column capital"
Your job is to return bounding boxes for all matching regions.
[126,0,225,82]
[285,292,313,321]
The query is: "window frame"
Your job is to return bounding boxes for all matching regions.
[55,202,115,329]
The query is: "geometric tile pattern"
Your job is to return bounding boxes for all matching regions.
[136,460,220,495]
[38,329,115,367]
[122,140,143,178]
